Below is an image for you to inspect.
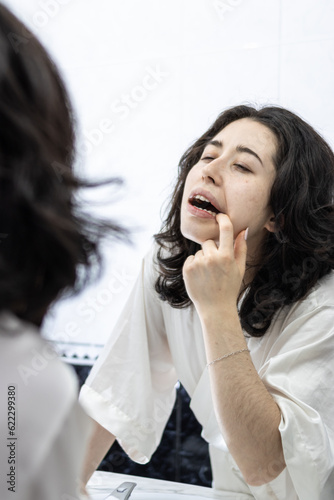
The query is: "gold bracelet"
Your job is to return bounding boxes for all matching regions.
[206,348,250,367]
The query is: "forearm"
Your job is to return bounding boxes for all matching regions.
[81,419,116,485]
[182,216,286,485]
[201,308,285,486]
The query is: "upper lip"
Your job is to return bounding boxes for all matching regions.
[188,188,223,213]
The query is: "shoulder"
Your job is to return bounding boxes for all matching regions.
[0,312,78,400]
[312,270,334,306]
[287,270,334,320]
[0,313,83,476]
[249,272,334,370]
[141,240,162,291]
[267,271,334,347]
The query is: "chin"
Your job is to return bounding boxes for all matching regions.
[181,227,219,245]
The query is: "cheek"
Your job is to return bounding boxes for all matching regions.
[227,186,270,227]
[181,184,189,210]
[240,183,271,208]
[182,170,197,202]
[185,167,198,185]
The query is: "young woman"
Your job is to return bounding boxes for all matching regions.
[80,105,334,499]
[0,4,125,499]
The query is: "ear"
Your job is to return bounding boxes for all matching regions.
[264,212,277,233]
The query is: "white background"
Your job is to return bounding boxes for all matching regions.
[6,0,334,363]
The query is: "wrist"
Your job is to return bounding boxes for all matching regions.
[199,304,239,331]
[199,308,247,359]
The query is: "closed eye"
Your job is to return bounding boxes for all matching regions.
[235,164,252,173]
[201,156,215,162]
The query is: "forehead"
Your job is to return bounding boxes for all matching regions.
[211,118,277,160]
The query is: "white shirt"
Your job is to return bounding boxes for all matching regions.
[80,244,334,500]
[0,313,92,500]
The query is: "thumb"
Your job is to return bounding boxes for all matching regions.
[234,228,248,276]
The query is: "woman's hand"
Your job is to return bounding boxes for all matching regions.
[182,214,248,316]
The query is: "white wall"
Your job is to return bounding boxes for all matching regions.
[6,0,334,363]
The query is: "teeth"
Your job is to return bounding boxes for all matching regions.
[194,194,210,202]
[198,207,216,216]
[191,194,219,215]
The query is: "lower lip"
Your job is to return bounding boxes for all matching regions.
[187,202,217,219]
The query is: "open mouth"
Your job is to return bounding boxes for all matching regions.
[189,194,221,216]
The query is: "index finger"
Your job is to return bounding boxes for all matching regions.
[216,213,234,253]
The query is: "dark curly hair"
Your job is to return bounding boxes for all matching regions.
[0,5,128,326]
[154,105,334,337]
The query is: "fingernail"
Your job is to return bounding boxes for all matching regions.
[244,227,249,241]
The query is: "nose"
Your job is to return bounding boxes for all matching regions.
[201,158,223,185]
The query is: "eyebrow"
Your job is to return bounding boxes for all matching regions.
[206,140,263,166]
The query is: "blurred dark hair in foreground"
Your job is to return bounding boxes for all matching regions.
[0,4,129,326]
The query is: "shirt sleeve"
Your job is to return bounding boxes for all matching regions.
[256,292,334,500]
[79,246,178,464]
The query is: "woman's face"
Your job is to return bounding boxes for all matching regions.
[180,118,277,257]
